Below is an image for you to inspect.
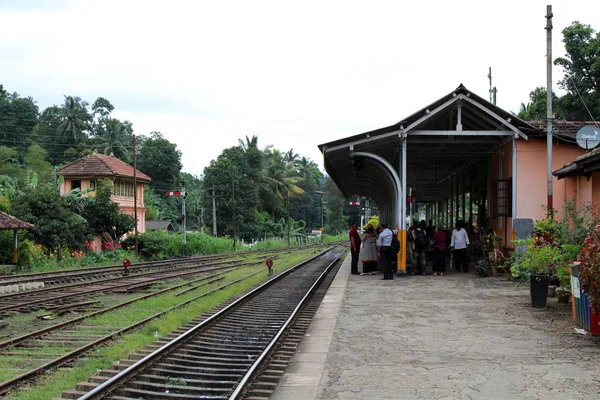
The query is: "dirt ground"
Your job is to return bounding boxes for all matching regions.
[317,272,600,400]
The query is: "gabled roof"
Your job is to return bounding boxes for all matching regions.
[319,84,540,151]
[0,212,34,231]
[57,152,151,182]
[146,220,175,231]
[318,84,544,203]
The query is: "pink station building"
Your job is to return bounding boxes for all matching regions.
[57,152,151,249]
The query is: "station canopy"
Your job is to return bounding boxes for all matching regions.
[318,84,539,223]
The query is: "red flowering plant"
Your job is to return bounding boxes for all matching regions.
[578,224,600,313]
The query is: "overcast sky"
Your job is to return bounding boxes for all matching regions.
[1,0,598,176]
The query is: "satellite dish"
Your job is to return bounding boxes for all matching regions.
[576,126,600,150]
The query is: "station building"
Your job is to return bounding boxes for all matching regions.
[319,84,597,270]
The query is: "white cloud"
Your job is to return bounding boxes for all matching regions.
[1,0,597,175]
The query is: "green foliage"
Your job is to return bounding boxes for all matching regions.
[80,178,135,242]
[554,21,600,120]
[578,227,600,312]
[519,21,600,120]
[123,230,169,259]
[558,201,600,246]
[0,89,39,153]
[138,132,182,190]
[365,216,379,229]
[517,87,562,120]
[12,185,89,250]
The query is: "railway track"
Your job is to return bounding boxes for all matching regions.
[0,262,274,397]
[0,253,240,287]
[0,258,259,317]
[57,245,345,399]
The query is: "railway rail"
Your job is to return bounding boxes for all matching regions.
[0,257,262,317]
[0,260,275,396]
[59,245,345,399]
[0,246,302,288]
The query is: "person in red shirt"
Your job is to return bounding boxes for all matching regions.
[349,221,362,275]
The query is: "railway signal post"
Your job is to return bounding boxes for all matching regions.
[166,189,188,256]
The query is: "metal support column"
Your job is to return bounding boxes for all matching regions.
[399,135,407,274]
[512,134,518,224]
[461,172,466,223]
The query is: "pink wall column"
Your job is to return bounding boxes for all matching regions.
[516,139,586,223]
[592,173,600,209]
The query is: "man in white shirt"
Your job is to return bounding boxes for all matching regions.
[377,223,399,280]
[450,220,470,272]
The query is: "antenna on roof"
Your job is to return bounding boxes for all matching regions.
[487,67,497,105]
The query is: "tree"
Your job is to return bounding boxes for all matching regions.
[12,185,89,250]
[137,132,182,190]
[517,87,562,120]
[93,118,132,161]
[80,178,135,243]
[203,147,262,241]
[554,22,600,120]
[57,96,92,142]
[91,97,114,120]
[24,144,53,181]
[0,88,39,153]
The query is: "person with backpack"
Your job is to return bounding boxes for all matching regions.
[411,221,428,275]
[376,222,399,280]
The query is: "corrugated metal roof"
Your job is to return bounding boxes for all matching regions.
[57,153,151,182]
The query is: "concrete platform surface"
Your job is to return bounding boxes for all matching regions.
[273,256,600,400]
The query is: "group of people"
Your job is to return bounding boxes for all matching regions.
[349,221,398,280]
[350,219,471,278]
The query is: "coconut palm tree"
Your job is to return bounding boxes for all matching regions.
[94,118,131,161]
[57,96,92,142]
[297,156,323,183]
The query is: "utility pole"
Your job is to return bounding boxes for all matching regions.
[199,205,204,234]
[212,187,217,237]
[132,134,139,257]
[286,190,290,246]
[546,5,554,216]
[232,176,236,250]
[182,187,187,256]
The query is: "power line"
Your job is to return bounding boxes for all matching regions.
[568,75,599,128]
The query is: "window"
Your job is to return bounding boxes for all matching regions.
[114,180,135,198]
[494,178,512,217]
[71,180,81,191]
[89,179,97,190]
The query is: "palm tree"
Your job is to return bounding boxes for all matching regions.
[261,149,304,245]
[94,118,131,161]
[57,96,92,142]
[297,156,323,183]
[238,135,259,151]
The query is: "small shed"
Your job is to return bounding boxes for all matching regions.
[146,220,175,233]
[0,211,34,264]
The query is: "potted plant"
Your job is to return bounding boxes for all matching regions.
[528,245,561,308]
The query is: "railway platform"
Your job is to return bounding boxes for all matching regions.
[273,257,600,400]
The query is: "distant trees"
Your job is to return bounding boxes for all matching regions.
[518,21,600,121]
[137,132,182,191]
[0,83,348,248]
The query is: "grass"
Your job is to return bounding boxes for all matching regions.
[5,247,328,400]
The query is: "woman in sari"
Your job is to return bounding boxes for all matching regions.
[361,224,378,275]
